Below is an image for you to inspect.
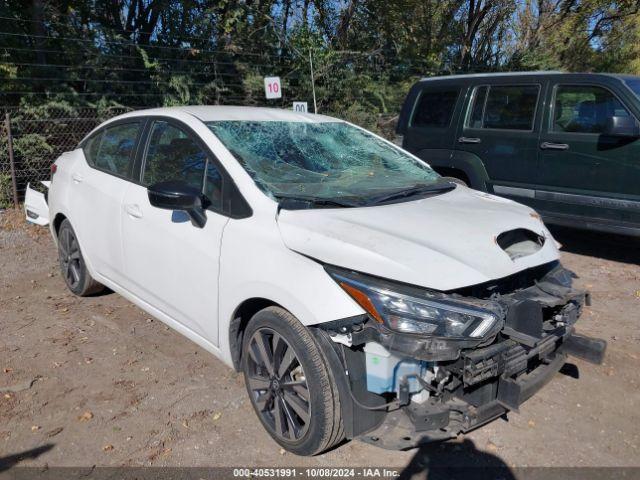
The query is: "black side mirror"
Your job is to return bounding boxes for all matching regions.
[148,180,207,228]
[605,115,640,137]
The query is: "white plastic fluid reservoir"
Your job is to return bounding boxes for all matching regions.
[363,342,394,393]
[363,342,424,394]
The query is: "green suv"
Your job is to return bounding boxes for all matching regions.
[398,72,640,236]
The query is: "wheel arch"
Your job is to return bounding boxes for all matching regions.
[418,148,490,191]
[52,212,68,238]
[229,297,283,371]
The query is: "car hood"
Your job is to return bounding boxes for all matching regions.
[276,186,560,291]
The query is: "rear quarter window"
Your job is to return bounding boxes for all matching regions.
[411,88,460,128]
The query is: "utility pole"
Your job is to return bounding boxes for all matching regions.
[5,114,19,207]
[309,49,318,114]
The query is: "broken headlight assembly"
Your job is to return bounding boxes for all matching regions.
[326,267,501,339]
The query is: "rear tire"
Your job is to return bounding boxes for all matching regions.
[57,219,104,296]
[443,175,469,187]
[241,306,344,456]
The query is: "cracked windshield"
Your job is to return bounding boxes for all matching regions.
[207,121,441,202]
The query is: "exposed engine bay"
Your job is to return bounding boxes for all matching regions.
[315,261,607,450]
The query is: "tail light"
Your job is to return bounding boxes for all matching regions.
[50,163,57,178]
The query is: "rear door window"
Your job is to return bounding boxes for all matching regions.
[467,85,540,130]
[83,132,103,167]
[92,123,141,178]
[411,89,459,127]
[552,85,632,133]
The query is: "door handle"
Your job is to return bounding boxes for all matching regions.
[540,142,569,151]
[458,136,482,144]
[72,173,83,183]
[124,204,143,219]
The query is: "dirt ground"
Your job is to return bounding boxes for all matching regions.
[1,208,639,473]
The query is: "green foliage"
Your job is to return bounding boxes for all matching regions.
[13,134,54,176]
[0,0,638,138]
[0,173,12,209]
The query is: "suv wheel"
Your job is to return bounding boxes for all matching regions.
[241,307,344,455]
[57,219,104,296]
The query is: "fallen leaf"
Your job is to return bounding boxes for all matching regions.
[31,425,40,432]
[78,411,93,422]
[46,427,64,437]
[279,448,286,455]
[3,368,12,373]
[3,394,11,399]
[102,444,114,452]
[182,420,189,428]
[527,420,535,428]
[212,412,222,421]
[486,440,498,452]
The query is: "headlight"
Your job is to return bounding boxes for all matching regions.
[328,268,500,338]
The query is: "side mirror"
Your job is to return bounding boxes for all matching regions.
[147,180,207,228]
[605,116,640,137]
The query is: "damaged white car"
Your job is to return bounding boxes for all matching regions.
[29,106,606,455]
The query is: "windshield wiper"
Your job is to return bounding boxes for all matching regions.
[276,194,362,209]
[364,182,456,206]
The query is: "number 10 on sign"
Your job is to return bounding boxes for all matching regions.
[264,77,282,99]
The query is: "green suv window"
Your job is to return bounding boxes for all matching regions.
[467,85,539,131]
[553,85,632,134]
[412,89,459,127]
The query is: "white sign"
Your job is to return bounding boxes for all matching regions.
[292,102,308,113]
[264,76,282,99]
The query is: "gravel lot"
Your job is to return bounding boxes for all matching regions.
[1,208,639,473]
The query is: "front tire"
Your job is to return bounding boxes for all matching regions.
[57,219,104,296]
[241,307,344,456]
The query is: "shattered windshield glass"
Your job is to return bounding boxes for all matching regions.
[207,121,441,201]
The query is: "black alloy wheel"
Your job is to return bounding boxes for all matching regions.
[246,327,311,441]
[241,307,344,455]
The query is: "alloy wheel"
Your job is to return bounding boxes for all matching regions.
[246,328,311,442]
[58,227,82,290]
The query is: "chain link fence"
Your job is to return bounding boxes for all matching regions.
[0,106,130,208]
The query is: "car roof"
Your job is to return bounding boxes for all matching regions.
[116,105,341,123]
[418,71,640,82]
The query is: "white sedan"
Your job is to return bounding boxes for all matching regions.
[27,106,605,455]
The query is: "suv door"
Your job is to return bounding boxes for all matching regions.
[73,121,142,283]
[537,82,640,232]
[454,82,544,207]
[120,119,227,345]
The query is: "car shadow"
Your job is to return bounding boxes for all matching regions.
[0,443,54,472]
[559,362,580,379]
[548,226,640,265]
[398,438,515,480]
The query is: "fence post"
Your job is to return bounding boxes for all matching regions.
[5,113,19,208]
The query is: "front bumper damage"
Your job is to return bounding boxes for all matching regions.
[316,262,607,450]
